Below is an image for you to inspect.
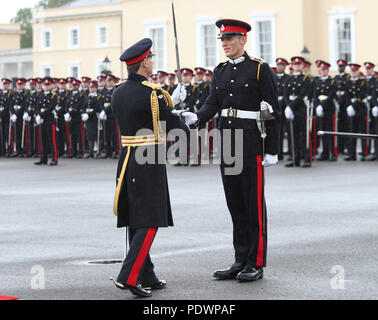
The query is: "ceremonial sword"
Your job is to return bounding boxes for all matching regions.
[318,131,378,139]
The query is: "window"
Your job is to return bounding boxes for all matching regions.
[68,27,80,49]
[41,30,52,50]
[97,25,108,47]
[249,13,276,65]
[196,17,219,69]
[68,62,80,79]
[328,10,356,70]
[144,21,167,72]
[40,64,52,77]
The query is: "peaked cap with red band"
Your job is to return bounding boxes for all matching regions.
[120,38,154,65]
[1,78,11,84]
[276,58,289,66]
[157,70,168,78]
[205,70,213,76]
[16,78,27,85]
[194,67,206,74]
[319,62,331,69]
[181,68,194,75]
[291,56,305,64]
[28,78,37,84]
[42,77,53,85]
[337,59,348,67]
[216,19,252,38]
[81,76,91,82]
[364,62,375,69]
[315,60,325,67]
[168,73,176,79]
[349,63,361,71]
[58,78,67,84]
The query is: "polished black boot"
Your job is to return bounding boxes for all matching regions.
[236,266,264,282]
[110,277,152,298]
[34,159,47,165]
[142,279,167,290]
[213,262,245,280]
[49,161,58,166]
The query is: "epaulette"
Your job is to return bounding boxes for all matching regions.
[97,94,102,101]
[115,80,126,88]
[361,80,365,87]
[331,79,335,86]
[141,81,161,91]
[250,56,264,65]
[192,85,197,93]
[347,74,351,80]
[216,61,228,69]
[51,92,56,98]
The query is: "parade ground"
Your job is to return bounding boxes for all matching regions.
[1,157,377,300]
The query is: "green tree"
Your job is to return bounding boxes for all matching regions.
[10,0,75,48]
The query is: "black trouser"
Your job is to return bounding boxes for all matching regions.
[104,117,118,156]
[292,113,308,162]
[117,227,158,287]
[347,113,367,159]
[25,121,34,155]
[221,155,267,268]
[13,117,23,155]
[56,117,66,156]
[318,114,335,158]
[338,105,348,153]
[0,117,9,156]
[69,120,84,157]
[40,121,58,163]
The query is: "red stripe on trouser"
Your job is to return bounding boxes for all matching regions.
[0,295,20,300]
[37,126,41,154]
[65,122,71,154]
[127,228,157,287]
[364,116,369,156]
[256,155,264,267]
[52,124,57,162]
[25,122,29,155]
[332,114,338,158]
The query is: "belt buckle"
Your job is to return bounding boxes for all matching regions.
[227,108,237,118]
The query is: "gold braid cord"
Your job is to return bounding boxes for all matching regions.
[142,81,173,143]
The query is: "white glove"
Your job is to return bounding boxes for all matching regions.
[81,113,89,122]
[35,115,42,125]
[346,105,355,117]
[284,106,294,120]
[262,154,278,167]
[99,110,107,120]
[171,109,179,115]
[171,84,187,105]
[64,113,71,122]
[181,112,198,126]
[316,105,324,117]
[10,114,17,123]
[372,106,378,118]
[23,113,30,121]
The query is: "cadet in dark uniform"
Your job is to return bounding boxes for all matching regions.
[109,38,189,298]
[166,73,177,95]
[313,62,337,161]
[55,79,69,157]
[284,56,313,167]
[65,79,86,158]
[0,78,12,157]
[183,19,280,281]
[335,59,350,155]
[10,78,30,157]
[344,63,369,161]
[157,71,168,90]
[34,77,58,166]
[363,62,377,161]
[82,80,102,158]
[275,58,290,160]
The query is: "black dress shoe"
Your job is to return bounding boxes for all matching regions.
[301,161,311,168]
[366,155,377,161]
[143,280,167,290]
[49,161,58,166]
[344,156,356,161]
[213,262,245,280]
[34,160,47,165]
[329,155,337,162]
[236,266,264,282]
[110,277,152,297]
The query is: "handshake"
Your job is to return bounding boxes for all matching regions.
[172,109,198,126]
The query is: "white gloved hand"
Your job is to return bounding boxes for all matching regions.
[64,113,71,122]
[346,105,355,117]
[284,106,294,120]
[23,113,30,121]
[262,154,278,167]
[171,109,179,115]
[81,113,89,122]
[372,106,378,118]
[10,114,17,123]
[35,115,42,125]
[181,112,198,126]
[99,110,107,120]
[316,105,324,117]
[171,84,187,105]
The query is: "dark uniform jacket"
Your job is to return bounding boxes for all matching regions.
[56,90,69,118]
[26,90,42,118]
[180,82,197,112]
[66,90,85,124]
[11,89,29,118]
[196,52,280,156]
[345,77,369,117]
[313,76,337,116]
[111,73,189,229]
[335,72,350,106]
[366,75,377,106]
[36,91,58,124]
[102,87,115,119]
[0,90,12,120]
[85,93,102,121]
[284,72,313,116]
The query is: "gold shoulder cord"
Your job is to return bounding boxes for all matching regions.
[250,56,263,82]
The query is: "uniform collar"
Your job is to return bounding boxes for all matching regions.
[351,77,359,81]
[89,93,97,97]
[228,55,245,65]
[277,72,285,77]
[128,73,147,82]
[293,72,302,76]
[320,76,329,81]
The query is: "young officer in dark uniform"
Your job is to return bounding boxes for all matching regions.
[109,38,188,297]
[34,77,58,166]
[64,79,86,158]
[183,19,280,282]
[313,62,338,161]
[0,78,12,157]
[344,63,369,161]
[275,58,290,160]
[82,80,102,158]
[284,56,313,167]
[166,73,177,95]
[55,78,69,157]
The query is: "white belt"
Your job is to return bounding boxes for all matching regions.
[289,95,297,101]
[221,108,260,120]
[278,96,284,101]
[318,95,328,101]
